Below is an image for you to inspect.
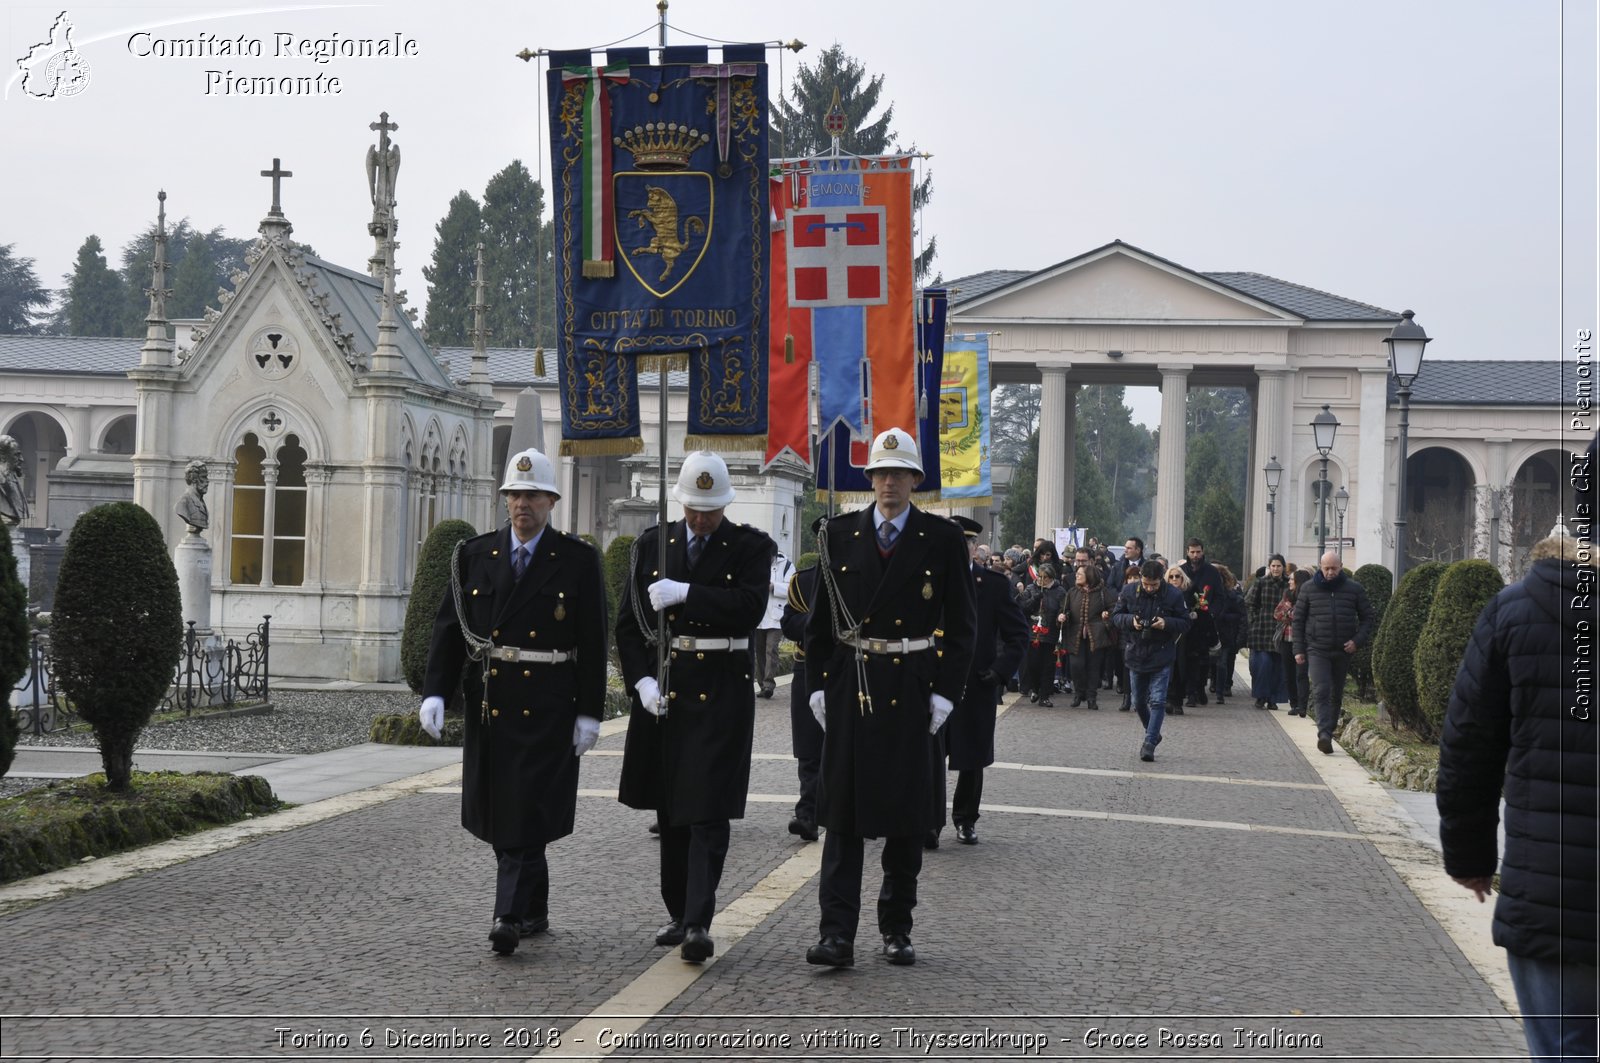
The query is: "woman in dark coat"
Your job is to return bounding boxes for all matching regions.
[1245,554,1289,709]
[1016,564,1067,705]
[1162,566,1196,713]
[1063,563,1116,709]
[1438,533,1598,1061]
[1275,568,1313,717]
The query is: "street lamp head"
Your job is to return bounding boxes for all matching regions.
[1384,309,1431,387]
[1264,455,1283,494]
[1334,485,1349,517]
[1312,404,1339,457]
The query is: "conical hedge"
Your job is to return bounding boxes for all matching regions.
[1349,563,1393,701]
[1371,561,1446,737]
[401,518,477,695]
[0,529,28,779]
[1414,559,1505,738]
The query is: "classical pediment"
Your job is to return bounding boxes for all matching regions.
[955,242,1301,323]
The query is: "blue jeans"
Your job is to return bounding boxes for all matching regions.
[1127,667,1169,747]
[1507,951,1599,1061]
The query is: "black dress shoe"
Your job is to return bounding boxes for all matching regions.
[655,919,686,947]
[955,824,978,845]
[648,820,661,835]
[1037,698,1054,708]
[489,918,519,955]
[1184,696,1198,707]
[680,925,715,963]
[1139,742,1155,762]
[788,816,819,841]
[807,935,855,967]
[758,685,775,699]
[1169,704,1184,715]
[882,933,916,966]
[923,829,940,850]
[1070,695,1083,707]
[1317,736,1334,755]
[1087,698,1099,710]
[518,916,549,937]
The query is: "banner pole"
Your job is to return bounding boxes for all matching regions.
[654,0,672,712]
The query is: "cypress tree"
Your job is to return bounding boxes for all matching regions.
[481,161,554,350]
[421,191,483,347]
[401,518,477,695]
[1349,563,1393,700]
[62,235,126,336]
[1371,561,1446,737]
[1414,560,1505,738]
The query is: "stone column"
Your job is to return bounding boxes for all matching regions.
[1155,364,1191,557]
[1034,366,1071,541]
[1482,439,1511,573]
[1252,367,1291,563]
[303,463,333,592]
[174,530,213,634]
[259,460,279,588]
[1356,367,1389,571]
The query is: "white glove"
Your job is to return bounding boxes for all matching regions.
[419,695,444,739]
[573,715,600,755]
[647,579,690,610]
[809,691,826,732]
[635,676,665,716]
[928,693,954,734]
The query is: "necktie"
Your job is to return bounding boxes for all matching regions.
[512,545,529,579]
[687,535,705,569]
[878,520,897,551]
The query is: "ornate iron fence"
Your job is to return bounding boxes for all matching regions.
[8,616,271,734]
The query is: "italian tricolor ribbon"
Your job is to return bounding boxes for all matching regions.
[561,62,629,278]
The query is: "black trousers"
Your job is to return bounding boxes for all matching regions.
[952,769,983,827]
[492,844,549,922]
[658,820,731,930]
[1068,638,1101,699]
[795,756,820,822]
[819,830,923,941]
[1022,641,1058,695]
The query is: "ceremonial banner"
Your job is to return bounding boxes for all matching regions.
[778,156,915,439]
[939,332,993,506]
[547,46,768,454]
[815,288,947,503]
[763,175,812,470]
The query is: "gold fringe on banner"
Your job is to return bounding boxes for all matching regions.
[559,437,643,457]
[784,334,795,364]
[813,488,876,506]
[684,433,766,454]
[637,352,690,374]
[534,347,547,379]
[581,260,615,279]
[923,495,994,510]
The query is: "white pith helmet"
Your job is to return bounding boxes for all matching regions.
[673,451,736,510]
[500,447,561,496]
[864,426,923,478]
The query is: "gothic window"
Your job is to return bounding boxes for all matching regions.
[229,432,307,587]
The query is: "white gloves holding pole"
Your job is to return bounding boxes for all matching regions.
[647,579,690,610]
[573,715,600,755]
[635,676,665,716]
[929,693,954,734]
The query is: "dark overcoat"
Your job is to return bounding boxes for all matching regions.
[616,518,775,826]
[780,564,824,763]
[423,524,608,847]
[805,505,977,837]
[946,565,1029,771]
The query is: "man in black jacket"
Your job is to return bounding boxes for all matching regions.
[616,451,776,964]
[943,516,1029,846]
[1437,532,1598,1062]
[1291,552,1375,754]
[421,447,608,956]
[1111,559,1191,762]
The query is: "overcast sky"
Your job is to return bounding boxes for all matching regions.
[3,0,1593,426]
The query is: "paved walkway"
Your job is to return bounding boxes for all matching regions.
[0,670,1527,1061]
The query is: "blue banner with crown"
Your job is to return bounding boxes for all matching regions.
[547,46,769,455]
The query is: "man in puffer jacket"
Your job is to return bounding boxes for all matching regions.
[1291,552,1375,754]
[1438,532,1598,1062]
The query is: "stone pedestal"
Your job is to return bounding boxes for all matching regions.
[9,525,28,595]
[174,530,213,635]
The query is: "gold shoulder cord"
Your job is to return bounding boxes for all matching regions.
[447,540,494,721]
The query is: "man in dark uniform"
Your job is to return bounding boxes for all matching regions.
[804,427,977,968]
[779,516,825,842]
[943,515,1029,846]
[420,447,608,957]
[616,451,775,964]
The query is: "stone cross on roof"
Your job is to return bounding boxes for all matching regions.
[260,157,293,216]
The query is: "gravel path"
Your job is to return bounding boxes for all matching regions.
[3,689,416,800]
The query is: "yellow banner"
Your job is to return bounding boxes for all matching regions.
[939,346,984,494]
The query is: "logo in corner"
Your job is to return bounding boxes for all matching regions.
[17,11,92,100]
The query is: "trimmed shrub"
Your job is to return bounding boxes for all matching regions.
[1349,563,1393,701]
[796,552,819,572]
[1414,559,1505,739]
[0,529,27,779]
[400,518,477,695]
[51,503,183,791]
[603,534,636,633]
[1371,561,1446,737]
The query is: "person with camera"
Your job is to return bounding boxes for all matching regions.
[1111,559,1192,762]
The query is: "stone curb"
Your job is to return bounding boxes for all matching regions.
[1339,713,1438,793]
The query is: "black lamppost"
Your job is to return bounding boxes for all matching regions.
[1264,456,1283,556]
[1383,309,1432,584]
[1334,485,1350,559]
[1312,405,1340,557]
